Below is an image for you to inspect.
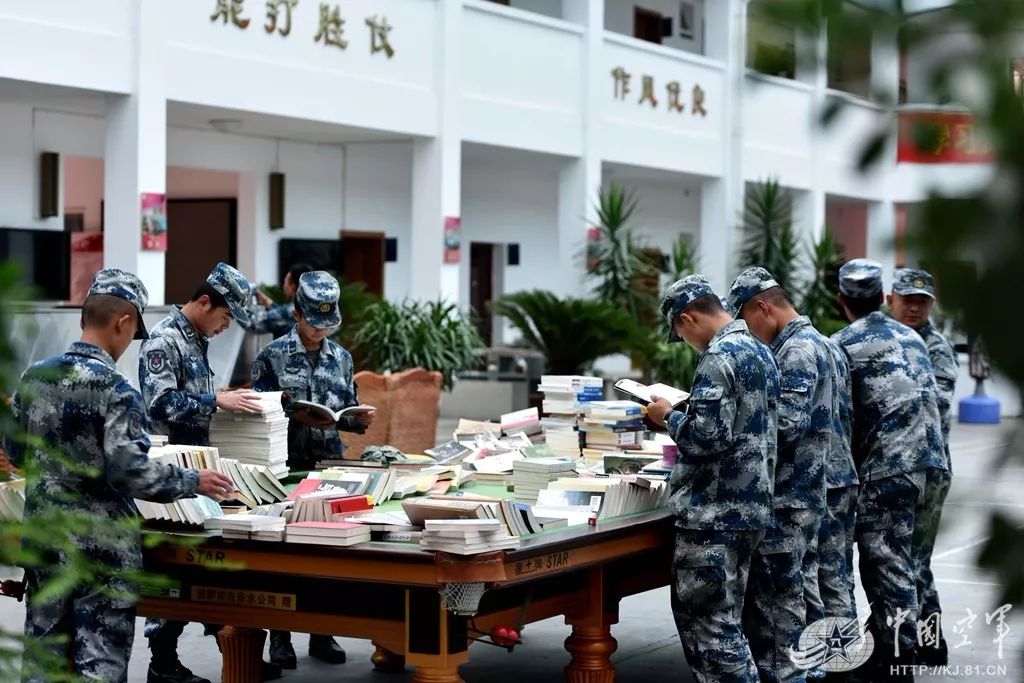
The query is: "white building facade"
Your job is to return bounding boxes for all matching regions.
[0,0,994,325]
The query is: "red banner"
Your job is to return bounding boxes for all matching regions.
[897,111,994,164]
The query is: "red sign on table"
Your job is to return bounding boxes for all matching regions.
[897,111,994,164]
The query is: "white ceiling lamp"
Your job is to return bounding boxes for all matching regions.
[209,118,243,133]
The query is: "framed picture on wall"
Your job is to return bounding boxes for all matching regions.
[679,2,696,40]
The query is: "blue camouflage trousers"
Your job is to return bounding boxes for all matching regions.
[856,471,926,659]
[914,468,951,622]
[22,569,136,683]
[808,485,859,624]
[744,508,820,683]
[671,528,763,683]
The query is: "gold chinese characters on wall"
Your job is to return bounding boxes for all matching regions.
[611,67,707,117]
[209,0,394,59]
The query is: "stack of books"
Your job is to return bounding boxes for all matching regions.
[209,391,289,478]
[580,400,647,467]
[150,434,168,447]
[205,514,286,541]
[546,475,669,519]
[419,519,520,555]
[500,407,542,438]
[537,375,603,460]
[285,521,371,547]
[512,457,577,503]
[287,491,373,523]
[314,467,396,504]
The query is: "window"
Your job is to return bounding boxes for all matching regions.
[634,6,664,45]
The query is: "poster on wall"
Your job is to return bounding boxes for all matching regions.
[443,216,461,264]
[70,232,104,305]
[586,226,602,272]
[140,192,168,251]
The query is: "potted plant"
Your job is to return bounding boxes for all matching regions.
[346,299,484,454]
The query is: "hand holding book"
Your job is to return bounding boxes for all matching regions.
[289,400,376,428]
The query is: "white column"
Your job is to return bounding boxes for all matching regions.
[409,0,462,302]
[557,0,605,299]
[699,0,748,293]
[104,0,166,304]
[796,18,828,246]
[867,200,896,286]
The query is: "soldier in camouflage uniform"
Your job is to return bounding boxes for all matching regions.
[5,269,233,683]
[727,267,837,683]
[139,262,276,683]
[246,262,315,339]
[648,275,780,683]
[888,267,958,665]
[251,271,374,668]
[831,259,946,680]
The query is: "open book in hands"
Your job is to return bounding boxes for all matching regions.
[614,379,689,409]
[290,401,376,425]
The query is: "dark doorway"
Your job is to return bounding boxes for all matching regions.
[634,6,663,44]
[341,231,385,297]
[165,198,237,305]
[470,242,495,346]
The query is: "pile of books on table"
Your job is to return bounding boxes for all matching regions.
[210,391,289,478]
[579,400,646,467]
[544,476,669,519]
[500,407,542,438]
[205,514,286,541]
[512,457,577,503]
[285,521,371,547]
[537,375,603,460]
[420,519,520,555]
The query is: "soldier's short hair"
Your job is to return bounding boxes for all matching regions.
[81,294,137,329]
[685,293,725,316]
[189,282,230,310]
[748,286,791,308]
[287,262,316,285]
[842,292,883,317]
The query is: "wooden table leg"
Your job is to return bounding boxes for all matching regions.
[411,665,466,683]
[564,625,617,683]
[563,566,619,683]
[404,588,469,683]
[218,625,267,683]
[372,641,407,673]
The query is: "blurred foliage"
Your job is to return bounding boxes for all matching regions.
[800,230,847,336]
[765,0,1024,619]
[493,290,647,376]
[666,233,699,283]
[352,299,484,391]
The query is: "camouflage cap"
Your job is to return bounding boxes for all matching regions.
[206,262,253,325]
[727,267,781,317]
[892,267,935,299]
[660,274,716,343]
[839,258,883,298]
[296,271,342,329]
[88,268,150,340]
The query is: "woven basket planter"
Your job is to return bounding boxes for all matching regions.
[342,368,443,458]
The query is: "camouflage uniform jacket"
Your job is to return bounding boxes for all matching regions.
[918,321,957,468]
[666,320,780,530]
[246,301,295,339]
[824,339,859,490]
[769,316,831,510]
[140,307,217,446]
[5,342,198,567]
[831,311,946,480]
[250,326,363,464]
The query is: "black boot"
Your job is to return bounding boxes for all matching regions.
[309,634,347,664]
[269,630,297,670]
[147,638,211,683]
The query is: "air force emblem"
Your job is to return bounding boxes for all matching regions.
[319,303,331,313]
[146,349,167,374]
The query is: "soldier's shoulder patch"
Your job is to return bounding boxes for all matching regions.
[146,349,167,374]
[128,409,145,440]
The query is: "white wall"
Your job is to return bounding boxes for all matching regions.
[603,178,701,260]
[509,0,563,20]
[604,0,705,55]
[343,142,414,301]
[461,153,562,342]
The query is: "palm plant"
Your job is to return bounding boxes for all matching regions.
[666,233,699,282]
[739,178,802,292]
[492,290,645,375]
[800,230,847,336]
[352,299,484,391]
[586,183,652,320]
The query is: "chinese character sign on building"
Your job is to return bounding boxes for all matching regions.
[611,66,708,118]
[208,0,395,58]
